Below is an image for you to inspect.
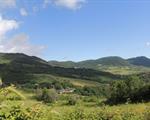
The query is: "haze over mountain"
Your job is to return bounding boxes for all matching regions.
[128,56,150,67]
[49,56,150,75]
[49,56,150,68]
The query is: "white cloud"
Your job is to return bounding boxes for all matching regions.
[44,0,86,10]
[0,34,46,56]
[146,42,150,47]
[0,16,19,38]
[20,8,28,16]
[0,0,16,8]
[0,16,45,56]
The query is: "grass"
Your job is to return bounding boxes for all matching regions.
[98,66,150,75]
[32,74,102,87]
[0,86,150,120]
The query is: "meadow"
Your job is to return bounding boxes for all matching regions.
[0,86,149,120]
[0,54,150,120]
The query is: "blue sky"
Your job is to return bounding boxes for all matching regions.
[0,0,150,61]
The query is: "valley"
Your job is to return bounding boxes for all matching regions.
[0,53,150,120]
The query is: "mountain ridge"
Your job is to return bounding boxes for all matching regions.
[49,56,150,68]
[0,53,150,87]
[0,53,122,86]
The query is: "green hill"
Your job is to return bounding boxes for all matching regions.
[49,56,150,75]
[1,53,150,87]
[48,60,76,68]
[78,56,131,68]
[49,56,131,68]
[128,56,150,67]
[0,53,121,87]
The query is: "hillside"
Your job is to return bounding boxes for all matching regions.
[128,56,150,67]
[49,56,131,68]
[0,53,121,87]
[79,56,131,67]
[1,53,150,87]
[49,56,150,74]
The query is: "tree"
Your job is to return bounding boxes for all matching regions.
[108,80,128,104]
[67,95,78,105]
[107,76,148,104]
[36,88,58,103]
[125,76,144,101]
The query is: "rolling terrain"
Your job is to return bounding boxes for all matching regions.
[0,53,150,88]
[0,53,150,120]
[0,53,150,86]
[49,56,150,75]
[0,53,122,87]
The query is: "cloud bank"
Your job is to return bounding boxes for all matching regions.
[44,0,86,10]
[20,8,28,16]
[0,0,16,8]
[0,0,86,57]
[0,16,18,37]
[0,16,45,56]
[0,34,45,56]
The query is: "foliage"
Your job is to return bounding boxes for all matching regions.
[0,86,25,102]
[38,80,73,90]
[36,88,58,103]
[75,86,107,97]
[51,106,150,120]
[67,95,79,105]
[107,76,150,104]
[0,105,42,120]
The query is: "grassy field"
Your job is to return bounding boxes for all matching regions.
[0,86,149,120]
[31,74,103,87]
[98,66,150,75]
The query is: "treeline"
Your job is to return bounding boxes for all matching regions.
[0,58,121,85]
[107,76,150,104]
[75,86,108,97]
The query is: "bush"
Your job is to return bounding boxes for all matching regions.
[36,88,58,103]
[54,106,150,120]
[107,76,150,104]
[0,105,42,120]
[75,86,106,97]
[67,95,78,105]
[83,96,98,102]
[0,86,25,102]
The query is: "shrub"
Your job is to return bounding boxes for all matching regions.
[107,76,149,104]
[0,105,42,120]
[36,88,58,103]
[0,86,25,102]
[83,96,98,103]
[67,95,78,105]
[75,86,105,97]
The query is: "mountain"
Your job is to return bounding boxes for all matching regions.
[0,53,121,86]
[49,56,150,75]
[48,60,76,68]
[78,56,131,67]
[1,53,150,87]
[127,56,150,67]
[49,56,131,68]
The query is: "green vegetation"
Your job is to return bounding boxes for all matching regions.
[107,76,150,104]
[36,88,58,103]
[0,53,150,120]
[67,95,79,105]
[49,56,150,75]
[0,86,150,120]
[0,53,122,87]
[128,56,150,67]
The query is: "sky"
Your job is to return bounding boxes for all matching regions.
[0,0,150,61]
